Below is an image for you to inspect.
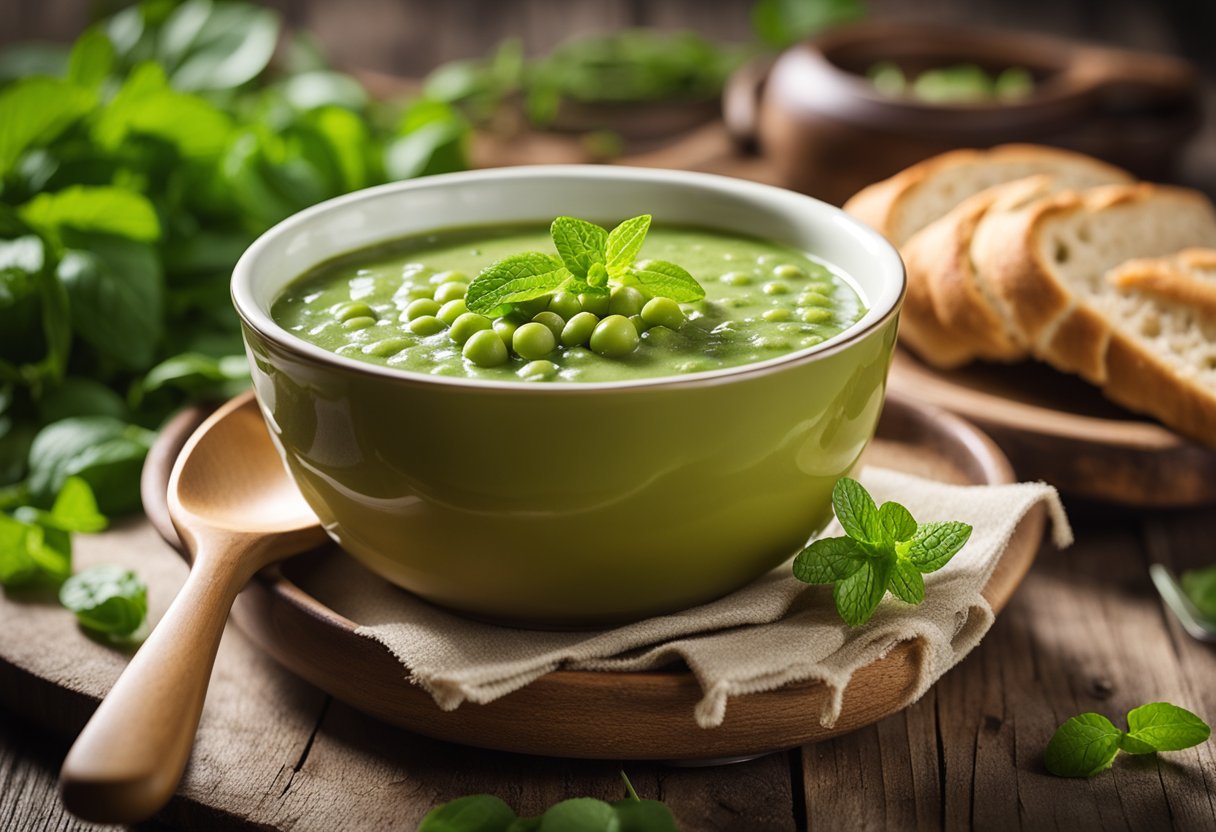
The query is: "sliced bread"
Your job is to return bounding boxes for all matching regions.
[973,188,1216,444]
[843,144,1131,246]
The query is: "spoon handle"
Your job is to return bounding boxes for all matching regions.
[59,535,260,823]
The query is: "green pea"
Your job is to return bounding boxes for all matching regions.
[334,301,375,322]
[437,299,468,325]
[762,307,791,322]
[517,297,552,317]
[493,315,522,344]
[579,292,611,316]
[609,286,645,317]
[531,311,565,341]
[408,315,446,336]
[403,298,441,321]
[642,325,682,349]
[754,335,792,350]
[513,321,557,359]
[462,329,508,367]
[772,264,806,280]
[449,312,492,345]
[341,316,375,331]
[401,284,435,301]
[720,272,751,286]
[590,314,640,358]
[800,334,825,348]
[799,291,833,307]
[518,359,558,381]
[549,291,582,319]
[561,311,599,347]
[433,282,469,304]
[431,270,467,285]
[763,281,791,295]
[800,307,833,324]
[640,297,685,329]
[362,337,412,357]
[804,280,834,294]
[628,314,649,335]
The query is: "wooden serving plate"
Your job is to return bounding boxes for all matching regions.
[889,350,1216,507]
[141,391,1044,761]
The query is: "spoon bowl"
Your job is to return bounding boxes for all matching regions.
[59,392,327,824]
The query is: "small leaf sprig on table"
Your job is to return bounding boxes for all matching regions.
[792,477,973,626]
[1046,702,1211,778]
[464,214,704,317]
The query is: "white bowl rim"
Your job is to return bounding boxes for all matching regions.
[231,165,905,393]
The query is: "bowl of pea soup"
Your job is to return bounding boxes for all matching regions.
[232,166,904,627]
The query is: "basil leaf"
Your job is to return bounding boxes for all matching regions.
[538,798,618,831]
[59,565,147,636]
[906,521,972,573]
[158,0,280,92]
[27,416,155,515]
[465,253,570,316]
[0,77,94,177]
[878,501,917,545]
[605,214,651,274]
[48,476,107,534]
[888,559,925,604]
[1044,713,1123,777]
[66,28,115,91]
[627,259,705,302]
[416,794,516,832]
[833,557,891,627]
[550,216,607,279]
[20,186,161,245]
[793,536,864,584]
[56,231,164,371]
[1124,703,1211,753]
[830,477,880,544]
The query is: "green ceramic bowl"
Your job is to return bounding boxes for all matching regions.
[232,166,904,627]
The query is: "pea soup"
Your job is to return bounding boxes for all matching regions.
[272,223,866,383]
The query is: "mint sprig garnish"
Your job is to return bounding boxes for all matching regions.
[1045,703,1211,778]
[793,477,973,627]
[465,214,705,316]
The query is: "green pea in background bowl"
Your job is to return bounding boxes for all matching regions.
[232,166,904,628]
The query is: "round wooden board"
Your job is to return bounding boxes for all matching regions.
[141,390,1043,761]
[889,350,1216,507]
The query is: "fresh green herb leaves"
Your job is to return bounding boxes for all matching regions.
[792,477,972,626]
[1046,703,1211,777]
[1180,565,1216,622]
[59,564,148,637]
[416,772,677,832]
[0,476,105,587]
[465,215,704,317]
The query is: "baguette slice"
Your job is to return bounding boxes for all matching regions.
[843,144,1131,246]
[974,188,1216,444]
[905,168,1129,369]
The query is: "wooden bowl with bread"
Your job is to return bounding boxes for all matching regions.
[726,21,1201,205]
[845,144,1216,505]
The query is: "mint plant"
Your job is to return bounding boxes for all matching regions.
[465,214,705,317]
[793,477,973,626]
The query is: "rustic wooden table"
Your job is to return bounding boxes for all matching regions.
[2,500,1214,832]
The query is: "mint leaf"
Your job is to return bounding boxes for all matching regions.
[27,416,155,515]
[538,798,617,830]
[878,501,916,545]
[1124,703,1211,752]
[94,63,234,160]
[1045,713,1123,777]
[550,216,607,279]
[628,259,705,302]
[15,516,72,583]
[48,477,107,534]
[833,557,891,627]
[465,252,571,316]
[792,536,865,583]
[59,565,147,637]
[158,0,281,93]
[611,800,680,832]
[0,76,93,177]
[830,477,880,544]
[66,28,115,91]
[906,520,972,573]
[20,186,162,245]
[0,513,39,586]
[415,794,517,831]
[888,559,925,604]
[605,214,651,274]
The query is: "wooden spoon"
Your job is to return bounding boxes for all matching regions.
[59,392,328,824]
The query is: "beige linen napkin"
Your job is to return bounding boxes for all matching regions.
[316,468,1071,729]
